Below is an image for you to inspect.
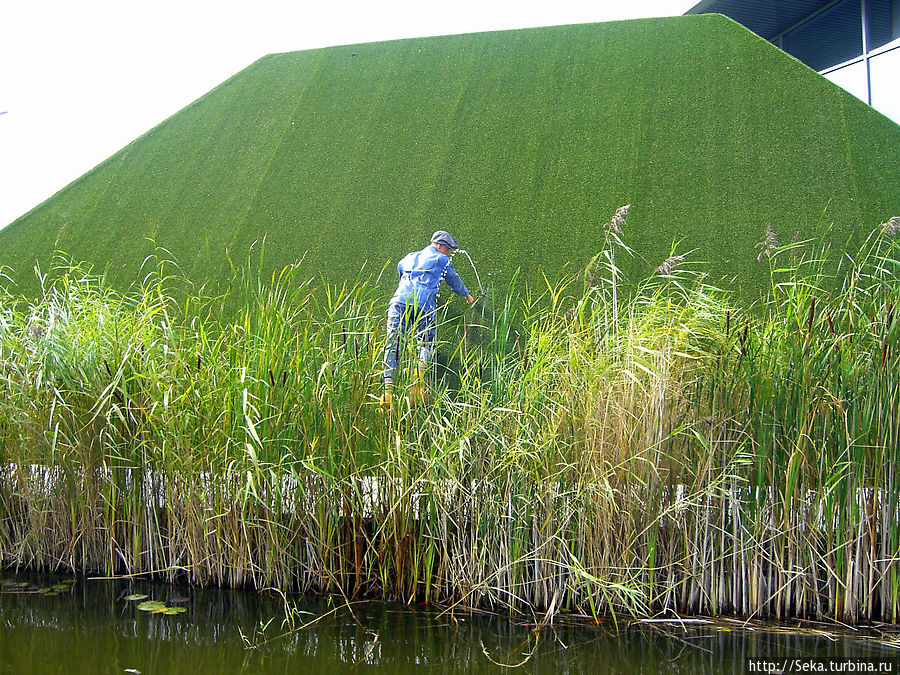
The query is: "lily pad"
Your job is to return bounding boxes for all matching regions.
[160,607,187,615]
[124,594,149,602]
[136,600,167,612]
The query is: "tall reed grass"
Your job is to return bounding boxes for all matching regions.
[1,219,899,623]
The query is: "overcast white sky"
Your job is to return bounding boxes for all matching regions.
[0,1,697,229]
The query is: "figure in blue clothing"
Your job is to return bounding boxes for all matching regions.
[380,230,475,411]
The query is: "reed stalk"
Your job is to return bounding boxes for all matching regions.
[1,221,899,623]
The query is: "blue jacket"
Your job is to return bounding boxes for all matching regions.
[391,245,470,313]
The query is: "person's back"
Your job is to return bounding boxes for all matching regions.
[392,245,464,312]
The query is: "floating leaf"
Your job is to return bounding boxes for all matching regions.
[124,594,149,602]
[52,584,70,592]
[136,600,167,612]
[160,607,187,615]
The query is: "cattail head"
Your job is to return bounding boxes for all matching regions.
[655,253,686,276]
[584,254,602,287]
[807,296,816,334]
[879,216,900,238]
[755,224,779,261]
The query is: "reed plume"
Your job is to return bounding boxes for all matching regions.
[1,222,899,625]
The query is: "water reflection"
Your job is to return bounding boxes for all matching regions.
[1,572,897,674]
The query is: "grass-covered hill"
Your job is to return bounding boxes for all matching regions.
[0,15,898,298]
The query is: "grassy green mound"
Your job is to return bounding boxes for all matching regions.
[0,15,897,299]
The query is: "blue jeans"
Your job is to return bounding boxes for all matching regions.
[383,300,436,385]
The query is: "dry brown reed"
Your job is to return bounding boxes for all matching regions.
[1,225,899,624]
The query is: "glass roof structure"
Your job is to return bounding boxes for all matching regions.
[686,0,900,122]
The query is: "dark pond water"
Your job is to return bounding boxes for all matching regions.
[2,571,898,674]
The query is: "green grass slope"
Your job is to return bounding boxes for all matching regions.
[1,15,898,298]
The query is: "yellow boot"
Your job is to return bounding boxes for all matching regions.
[378,389,393,414]
[409,369,428,406]
[409,383,427,405]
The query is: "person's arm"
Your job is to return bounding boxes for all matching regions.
[441,261,474,303]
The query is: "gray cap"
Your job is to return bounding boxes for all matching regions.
[431,230,460,250]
